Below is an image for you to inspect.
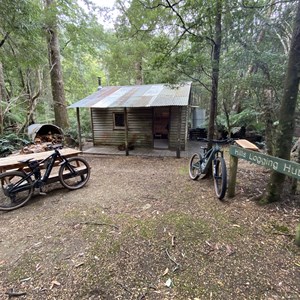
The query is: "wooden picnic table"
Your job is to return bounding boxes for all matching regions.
[0,148,81,173]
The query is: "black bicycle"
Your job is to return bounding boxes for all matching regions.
[0,144,91,211]
[189,138,230,200]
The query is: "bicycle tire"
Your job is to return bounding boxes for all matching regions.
[0,171,33,211]
[213,157,227,200]
[59,157,91,190]
[189,153,201,180]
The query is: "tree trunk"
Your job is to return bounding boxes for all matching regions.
[264,0,300,203]
[207,0,222,148]
[0,62,6,134]
[18,69,43,133]
[45,0,69,130]
[291,139,300,194]
[263,89,276,156]
[135,61,143,85]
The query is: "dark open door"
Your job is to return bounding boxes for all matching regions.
[153,107,170,149]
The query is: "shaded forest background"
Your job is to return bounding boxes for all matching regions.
[1,0,300,204]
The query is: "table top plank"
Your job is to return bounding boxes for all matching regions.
[0,148,81,170]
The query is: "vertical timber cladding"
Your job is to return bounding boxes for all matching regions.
[127,107,153,147]
[169,106,188,150]
[91,107,152,147]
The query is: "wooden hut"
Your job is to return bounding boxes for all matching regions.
[69,83,192,152]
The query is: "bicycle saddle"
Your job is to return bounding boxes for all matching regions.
[18,158,34,164]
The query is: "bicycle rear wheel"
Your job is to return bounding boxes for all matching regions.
[213,157,227,200]
[0,171,33,211]
[189,153,202,180]
[59,157,91,190]
[189,153,209,180]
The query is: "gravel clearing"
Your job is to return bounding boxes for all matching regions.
[0,154,299,299]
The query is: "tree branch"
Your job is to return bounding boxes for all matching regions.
[242,0,297,9]
[0,32,10,48]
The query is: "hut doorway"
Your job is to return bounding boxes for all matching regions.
[153,107,170,149]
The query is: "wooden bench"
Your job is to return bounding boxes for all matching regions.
[46,165,88,184]
[0,148,82,183]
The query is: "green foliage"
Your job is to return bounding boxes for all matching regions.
[65,109,92,141]
[217,108,264,132]
[0,0,298,146]
[0,0,106,135]
[0,133,30,157]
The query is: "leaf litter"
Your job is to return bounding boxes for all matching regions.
[0,155,299,299]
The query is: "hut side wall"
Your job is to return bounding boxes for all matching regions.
[169,106,188,150]
[91,107,153,147]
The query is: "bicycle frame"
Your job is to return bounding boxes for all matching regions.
[9,148,68,194]
[38,150,65,184]
[189,138,231,200]
[200,144,223,174]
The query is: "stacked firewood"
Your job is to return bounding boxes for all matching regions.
[34,132,64,144]
[20,143,49,154]
[20,132,64,154]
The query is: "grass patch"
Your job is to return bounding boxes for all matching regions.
[77,211,247,298]
[178,165,189,175]
[6,252,42,282]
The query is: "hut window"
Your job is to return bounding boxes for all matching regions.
[113,112,125,129]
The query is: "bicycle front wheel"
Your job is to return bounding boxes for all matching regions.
[59,157,91,190]
[213,157,227,200]
[0,171,33,211]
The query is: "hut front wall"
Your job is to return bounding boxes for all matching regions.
[91,107,153,147]
[169,106,188,150]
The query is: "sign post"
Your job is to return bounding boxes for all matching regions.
[228,145,300,198]
[228,144,300,246]
[228,154,238,198]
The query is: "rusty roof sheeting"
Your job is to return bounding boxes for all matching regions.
[69,83,191,108]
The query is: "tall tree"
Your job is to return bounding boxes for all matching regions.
[45,0,69,129]
[263,0,300,203]
[207,0,222,146]
[0,62,6,134]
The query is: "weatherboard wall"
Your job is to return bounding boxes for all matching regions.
[168,106,188,150]
[91,106,188,150]
[91,107,153,147]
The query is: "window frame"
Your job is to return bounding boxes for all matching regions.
[113,112,125,130]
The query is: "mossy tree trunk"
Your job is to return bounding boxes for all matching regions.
[0,62,5,134]
[207,0,222,148]
[264,0,300,203]
[45,0,69,130]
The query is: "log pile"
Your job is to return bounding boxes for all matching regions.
[20,132,64,154]
[34,132,64,144]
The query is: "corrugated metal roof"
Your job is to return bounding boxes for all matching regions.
[68,83,191,108]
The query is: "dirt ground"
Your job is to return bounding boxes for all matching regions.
[0,153,299,300]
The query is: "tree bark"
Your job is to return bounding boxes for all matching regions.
[18,69,43,133]
[45,0,69,130]
[264,0,300,203]
[207,0,222,147]
[0,62,6,134]
[134,61,143,85]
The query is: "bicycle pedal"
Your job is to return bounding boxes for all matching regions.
[38,190,47,196]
